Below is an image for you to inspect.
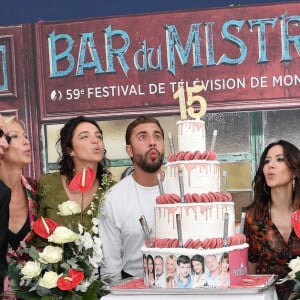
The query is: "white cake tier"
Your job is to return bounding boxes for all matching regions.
[155,202,235,243]
[177,119,206,152]
[164,160,220,195]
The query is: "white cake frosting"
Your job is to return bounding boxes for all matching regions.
[155,202,235,243]
[177,119,206,152]
[164,160,220,195]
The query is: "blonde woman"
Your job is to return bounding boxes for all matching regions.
[0,115,37,293]
[165,255,178,288]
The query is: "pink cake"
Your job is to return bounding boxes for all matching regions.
[142,117,248,289]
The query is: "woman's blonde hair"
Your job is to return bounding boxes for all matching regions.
[3,115,25,129]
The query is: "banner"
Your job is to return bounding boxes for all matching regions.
[35,3,300,119]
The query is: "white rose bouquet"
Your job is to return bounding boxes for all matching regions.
[287,257,300,300]
[8,170,113,300]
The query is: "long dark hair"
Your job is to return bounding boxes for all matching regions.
[56,116,111,184]
[147,255,155,277]
[248,140,300,218]
[191,254,205,275]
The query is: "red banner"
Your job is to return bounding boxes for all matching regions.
[35,3,300,119]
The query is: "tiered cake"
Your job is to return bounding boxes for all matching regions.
[142,97,248,289]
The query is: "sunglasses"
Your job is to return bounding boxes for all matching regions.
[0,128,11,144]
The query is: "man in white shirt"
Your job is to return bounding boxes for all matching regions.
[99,116,165,282]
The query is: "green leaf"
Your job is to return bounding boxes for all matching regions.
[16,289,43,300]
[28,245,40,260]
[7,263,20,291]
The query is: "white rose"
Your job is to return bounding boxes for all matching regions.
[39,245,63,264]
[289,257,300,271]
[21,261,42,279]
[57,200,81,216]
[288,257,300,278]
[48,226,78,244]
[39,271,61,289]
[289,269,297,279]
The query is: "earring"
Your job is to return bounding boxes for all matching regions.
[104,149,107,154]
[293,178,295,192]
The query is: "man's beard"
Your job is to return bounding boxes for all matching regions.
[135,149,164,173]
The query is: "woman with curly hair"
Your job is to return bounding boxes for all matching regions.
[37,116,113,230]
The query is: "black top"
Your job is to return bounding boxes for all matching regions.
[8,216,30,250]
[0,180,11,292]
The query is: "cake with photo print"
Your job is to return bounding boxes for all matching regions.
[141,86,248,288]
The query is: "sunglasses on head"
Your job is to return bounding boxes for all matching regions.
[0,128,11,144]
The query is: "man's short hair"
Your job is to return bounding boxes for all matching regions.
[125,115,164,145]
[177,255,191,265]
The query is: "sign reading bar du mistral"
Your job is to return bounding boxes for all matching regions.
[35,2,300,119]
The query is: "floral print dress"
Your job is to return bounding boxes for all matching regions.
[245,206,300,299]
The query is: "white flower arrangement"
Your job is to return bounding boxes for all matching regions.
[8,171,113,299]
[8,201,106,299]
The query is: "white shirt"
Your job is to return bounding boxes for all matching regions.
[99,174,161,282]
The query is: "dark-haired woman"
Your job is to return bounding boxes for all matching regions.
[147,255,155,287]
[191,254,207,287]
[37,116,113,231]
[244,140,300,300]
